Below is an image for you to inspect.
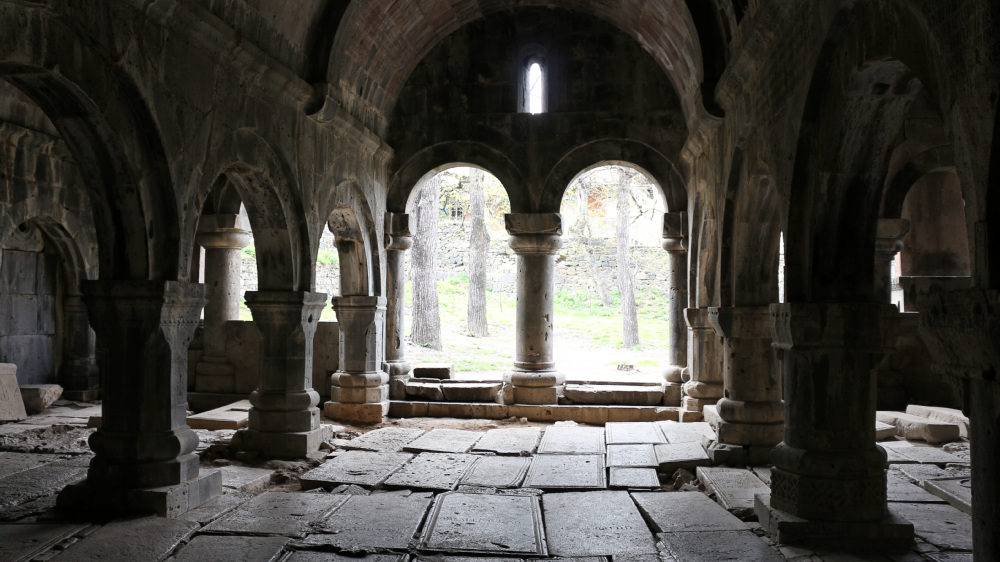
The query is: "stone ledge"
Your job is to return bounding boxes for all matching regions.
[387,401,680,423]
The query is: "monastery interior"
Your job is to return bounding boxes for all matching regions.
[0,0,997,560]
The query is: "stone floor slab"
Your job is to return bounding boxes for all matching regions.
[285,552,406,561]
[472,427,541,455]
[632,491,747,533]
[460,456,532,488]
[54,516,199,561]
[608,467,660,489]
[695,467,770,511]
[537,426,605,454]
[605,422,665,444]
[897,464,971,483]
[299,492,433,551]
[922,478,972,514]
[887,474,946,503]
[0,452,60,479]
[926,553,974,562]
[383,452,478,490]
[404,429,484,453]
[203,491,347,537]
[169,534,289,561]
[0,522,87,562]
[890,502,972,551]
[419,491,546,556]
[523,454,606,489]
[606,444,657,467]
[344,427,426,452]
[0,461,87,514]
[656,530,782,561]
[653,442,710,472]
[178,491,252,525]
[895,446,967,465]
[299,451,413,489]
[655,421,714,443]
[542,490,657,556]
[219,465,273,493]
[884,445,918,464]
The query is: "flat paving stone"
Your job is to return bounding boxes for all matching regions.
[653,442,710,472]
[219,465,273,493]
[343,427,425,452]
[537,426,605,454]
[606,444,657,467]
[299,451,413,489]
[890,502,973,551]
[657,530,782,561]
[608,467,660,489]
[0,452,60,479]
[169,535,289,561]
[542,490,658,557]
[420,491,546,556]
[203,491,347,537]
[286,552,406,562]
[460,456,532,488]
[0,461,87,510]
[383,452,478,490]
[0,522,87,562]
[655,421,714,443]
[632,491,747,533]
[884,446,918,464]
[54,516,198,561]
[605,422,665,444]
[695,467,770,511]
[179,491,252,525]
[523,454,606,489]
[300,492,433,551]
[887,474,946,503]
[895,446,967,465]
[897,463,971,483]
[923,478,972,514]
[473,427,541,455]
[404,429,483,453]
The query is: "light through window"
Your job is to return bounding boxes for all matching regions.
[527,62,544,114]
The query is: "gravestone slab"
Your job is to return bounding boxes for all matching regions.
[523,454,606,489]
[344,427,425,452]
[695,467,770,511]
[299,451,412,488]
[285,552,406,562]
[18,384,62,414]
[923,478,972,514]
[890,502,972,551]
[53,516,198,561]
[657,530,782,561]
[606,444,658,467]
[383,452,478,490]
[887,474,946,503]
[169,535,289,562]
[883,446,917,464]
[300,492,433,551]
[897,464,970,483]
[203,491,347,537]
[178,491,252,525]
[419,492,546,556]
[609,467,660,489]
[404,429,483,453]
[537,426,605,454]
[655,421,714,443]
[632,491,747,533]
[460,456,532,488]
[473,427,541,455]
[0,461,87,510]
[542,491,657,556]
[0,523,87,562]
[186,400,250,430]
[219,465,273,493]
[895,446,966,465]
[605,422,665,444]
[653,442,710,472]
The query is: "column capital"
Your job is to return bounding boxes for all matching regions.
[504,212,562,236]
[662,211,687,253]
[384,212,413,251]
[708,305,772,339]
[875,218,910,256]
[197,214,250,249]
[770,302,898,351]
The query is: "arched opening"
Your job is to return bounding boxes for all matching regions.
[523,60,546,114]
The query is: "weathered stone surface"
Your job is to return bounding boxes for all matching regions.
[419,492,546,556]
[0,366,27,421]
[300,492,433,551]
[923,478,972,514]
[895,446,967,465]
[563,384,663,406]
[0,522,87,562]
[178,491,252,525]
[608,467,660,489]
[875,421,897,440]
[890,502,973,551]
[0,452,58,479]
[383,452,478,490]
[605,422,665,444]
[413,363,453,379]
[187,400,250,430]
[653,442,710,472]
[0,461,87,513]
[657,530,782,561]
[537,425,605,454]
[405,380,444,401]
[18,384,62,414]
[887,474,946,503]
[473,427,541,455]
[695,467,770,511]
[897,464,971,483]
[876,411,961,444]
[404,429,483,453]
[203,491,346,537]
[343,427,425,452]
[752,467,772,485]
[905,404,970,438]
[655,420,714,443]
[299,451,413,488]
[441,382,501,402]
[169,535,289,562]
[286,553,405,562]
[542,491,657,556]
[632,491,747,533]
[219,465,273,493]
[54,516,199,561]
[523,454,606,489]
[460,456,531,488]
[606,444,658,467]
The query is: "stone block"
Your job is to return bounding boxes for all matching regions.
[53,516,199,561]
[187,399,250,430]
[696,467,770,511]
[441,382,500,402]
[388,400,429,417]
[0,365,27,421]
[512,385,558,404]
[663,382,682,405]
[876,411,960,443]
[412,363,453,379]
[524,454,606,489]
[875,421,897,440]
[218,465,273,493]
[755,494,914,550]
[654,442,710,472]
[323,401,388,424]
[905,404,970,438]
[405,380,444,401]
[419,492,546,556]
[633,491,746,533]
[426,401,509,419]
[543,491,657,556]
[56,469,222,519]
[563,384,663,406]
[682,396,716,412]
[333,385,388,403]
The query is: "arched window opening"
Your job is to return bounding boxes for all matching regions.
[778,231,786,304]
[522,61,546,114]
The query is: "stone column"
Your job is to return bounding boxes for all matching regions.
[707,306,782,465]
[57,280,220,517]
[194,214,250,393]
[232,290,326,458]
[681,307,724,420]
[384,213,412,399]
[757,302,912,548]
[874,219,909,304]
[662,212,687,406]
[504,213,563,404]
[58,295,100,401]
[325,295,388,424]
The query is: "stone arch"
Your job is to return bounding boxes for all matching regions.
[328,182,380,297]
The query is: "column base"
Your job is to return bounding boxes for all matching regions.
[231,427,324,459]
[323,401,388,424]
[57,469,221,518]
[505,370,564,405]
[384,359,411,377]
[681,395,717,413]
[755,494,913,551]
[663,383,682,406]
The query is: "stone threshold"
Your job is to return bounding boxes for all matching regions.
[389,400,680,423]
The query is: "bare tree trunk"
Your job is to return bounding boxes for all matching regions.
[467,169,490,336]
[616,167,640,348]
[575,177,614,307]
[411,175,442,349]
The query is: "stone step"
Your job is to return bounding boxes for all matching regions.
[389,401,679,424]
[876,411,961,444]
[404,380,501,402]
[562,384,664,406]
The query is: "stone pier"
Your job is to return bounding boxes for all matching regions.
[681,307,724,420]
[325,295,389,424]
[232,290,326,458]
[504,213,564,405]
[874,219,909,304]
[662,212,687,406]
[58,295,100,401]
[707,306,782,465]
[384,213,413,399]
